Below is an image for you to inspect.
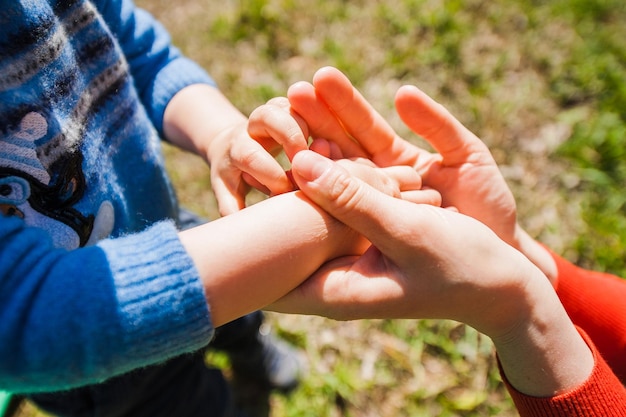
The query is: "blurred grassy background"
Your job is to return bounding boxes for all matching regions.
[16,0,626,416]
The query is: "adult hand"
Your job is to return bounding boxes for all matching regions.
[271,150,531,337]
[270,150,593,398]
[248,96,440,208]
[288,67,517,247]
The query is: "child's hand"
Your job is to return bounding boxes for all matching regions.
[163,84,308,216]
[330,151,442,206]
[205,118,299,215]
[208,96,313,215]
[199,83,441,214]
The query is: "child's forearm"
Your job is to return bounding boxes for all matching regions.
[178,190,364,326]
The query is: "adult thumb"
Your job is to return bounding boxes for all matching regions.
[291,150,400,251]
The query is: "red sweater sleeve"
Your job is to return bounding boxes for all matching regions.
[549,249,626,382]
[503,329,626,417]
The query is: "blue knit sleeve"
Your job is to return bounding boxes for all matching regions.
[0,217,213,394]
[97,0,217,136]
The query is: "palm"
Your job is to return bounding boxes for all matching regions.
[274,248,409,321]
[288,67,517,245]
[393,86,517,245]
[423,158,516,244]
[270,199,527,338]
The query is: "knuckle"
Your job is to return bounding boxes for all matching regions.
[237,147,264,168]
[266,96,289,107]
[326,173,367,216]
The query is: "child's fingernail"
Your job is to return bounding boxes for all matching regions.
[293,150,334,182]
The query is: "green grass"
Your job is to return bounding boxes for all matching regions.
[16,0,626,415]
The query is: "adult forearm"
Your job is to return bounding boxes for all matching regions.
[504,330,626,417]
[493,276,593,397]
[179,190,364,327]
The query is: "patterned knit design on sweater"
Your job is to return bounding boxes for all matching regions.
[0,0,177,249]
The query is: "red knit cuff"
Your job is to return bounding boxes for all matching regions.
[500,328,626,417]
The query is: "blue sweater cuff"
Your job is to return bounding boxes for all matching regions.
[98,221,214,365]
[147,57,217,137]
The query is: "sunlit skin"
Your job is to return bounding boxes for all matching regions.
[266,67,592,397]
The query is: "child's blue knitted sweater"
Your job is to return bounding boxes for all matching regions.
[0,0,216,393]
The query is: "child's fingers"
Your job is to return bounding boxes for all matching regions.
[310,138,345,160]
[211,174,246,216]
[248,98,309,159]
[213,139,295,215]
[378,165,422,191]
[234,150,294,197]
[309,138,332,158]
[379,166,443,206]
[400,189,443,207]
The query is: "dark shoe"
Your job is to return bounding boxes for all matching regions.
[223,395,269,417]
[228,324,303,392]
[227,379,270,417]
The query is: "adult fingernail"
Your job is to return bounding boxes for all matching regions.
[292,150,334,183]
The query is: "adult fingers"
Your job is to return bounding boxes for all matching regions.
[291,150,416,256]
[394,85,491,166]
[310,67,405,164]
[287,81,368,158]
[265,256,360,319]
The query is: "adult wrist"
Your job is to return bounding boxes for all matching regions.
[512,224,558,285]
[492,272,593,396]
